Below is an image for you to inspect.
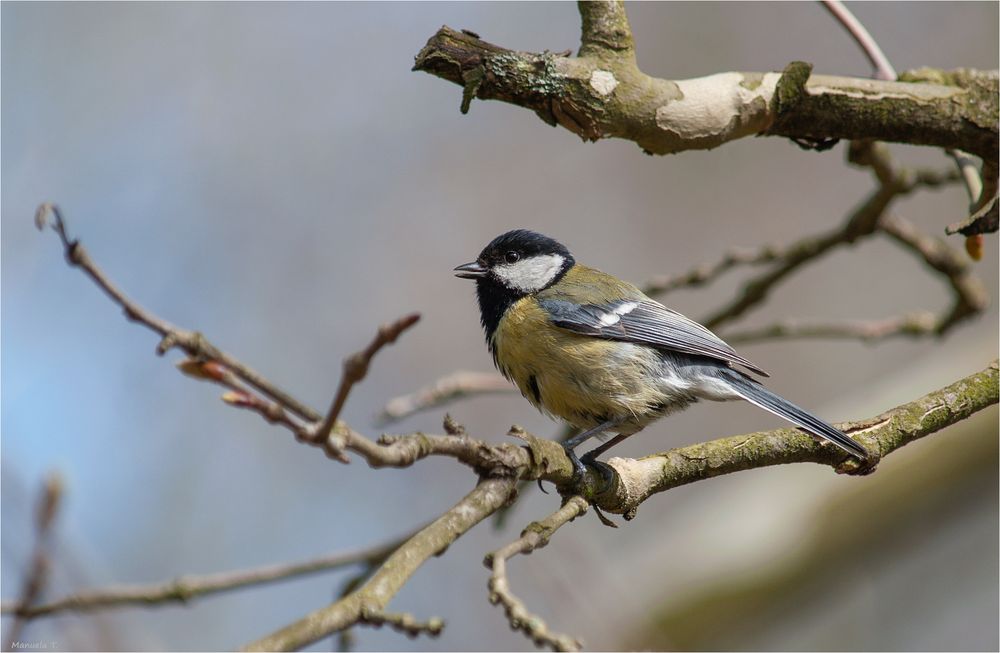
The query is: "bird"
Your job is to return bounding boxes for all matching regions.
[453,229,873,482]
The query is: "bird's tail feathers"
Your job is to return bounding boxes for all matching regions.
[721,371,869,460]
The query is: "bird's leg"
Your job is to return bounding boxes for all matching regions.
[562,420,621,483]
[580,432,630,465]
[580,433,630,489]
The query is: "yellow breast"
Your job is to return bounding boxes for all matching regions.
[492,298,664,430]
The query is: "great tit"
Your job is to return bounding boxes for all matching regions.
[454,229,872,478]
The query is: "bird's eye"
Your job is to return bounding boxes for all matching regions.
[504,251,520,264]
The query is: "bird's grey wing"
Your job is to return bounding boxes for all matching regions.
[539,298,769,377]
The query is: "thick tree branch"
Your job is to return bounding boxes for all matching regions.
[244,477,518,652]
[484,497,589,652]
[1,534,409,620]
[413,5,998,162]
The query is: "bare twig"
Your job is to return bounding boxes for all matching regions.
[640,245,784,298]
[723,312,939,345]
[4,473,63,649]
[244,477,518,652]
[34,203,321,422]
[376,371,512,426]
[357,609,444,640]
[641,162,956,314]
[700,180,899,330]
[1,533,409,621]
[878,212,989,333]
[699,146,979,334]
[484,497,589,652]
[722,210,989,346]
[820,1,896,81]
[313,313,422,449]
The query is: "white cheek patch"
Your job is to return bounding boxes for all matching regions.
[493,254,566,293]
[598,301,639,326]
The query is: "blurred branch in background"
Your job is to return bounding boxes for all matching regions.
[1,531,411,621]
[376,371,513,426]
[700,144,987,334]
[3,473,63,651]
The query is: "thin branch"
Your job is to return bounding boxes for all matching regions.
[592,361,999,518]
[640,245,784,298]
[314,313,421,446]
[357,609,443,640]
[700,147,976,332]
[878,212,989,334]
[244,477,518,652]
[1,534,410,621]
[701,180,898,330]
[642,163,960,306]
[34,204,321,422]
[376,371,513,425]
[820,1,896,81]
[484,497,588,652]
[723,312,939,345]
[3,474,63,649]
[722,210,989,346]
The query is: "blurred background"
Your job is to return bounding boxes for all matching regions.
[2,2,997,651]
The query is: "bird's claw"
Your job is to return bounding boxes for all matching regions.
[563,444,588,484]
[582,456,617,493]
[561,445,617,494]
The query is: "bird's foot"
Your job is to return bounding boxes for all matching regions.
[563,444,588,483]
[580,451,616,492]
[560,446,617,499]
[554,448,621,528]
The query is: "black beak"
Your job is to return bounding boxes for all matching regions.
[454,261,487,279]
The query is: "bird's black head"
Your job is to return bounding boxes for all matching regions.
[454,229,575,339]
